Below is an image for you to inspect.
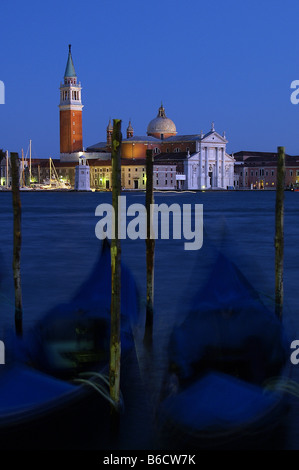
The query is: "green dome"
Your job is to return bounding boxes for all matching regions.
[64,44,76,78]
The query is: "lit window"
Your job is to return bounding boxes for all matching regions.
[73,131,75,134]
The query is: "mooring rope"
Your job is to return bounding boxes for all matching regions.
[72,370,124,410]
[263,377,299,398]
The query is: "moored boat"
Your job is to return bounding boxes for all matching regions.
[157,253,289,450]
[0,241,140,450]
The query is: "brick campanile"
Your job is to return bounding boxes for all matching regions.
[59,45,83,154]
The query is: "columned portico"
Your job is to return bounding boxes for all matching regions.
[216,147,219,188]
[184,123,235,190]
[205,147,209,188]
[221,147,225,187]
[199,149,203,189]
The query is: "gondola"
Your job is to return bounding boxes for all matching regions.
[0,241,140,450]
[157,253,289,450]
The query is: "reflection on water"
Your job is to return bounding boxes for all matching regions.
[0,191,299,449]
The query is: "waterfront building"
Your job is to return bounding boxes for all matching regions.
[233,151,299,189]
[88,159,176,191]
[88,106,234,190]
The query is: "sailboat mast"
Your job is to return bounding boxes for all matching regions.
[21,149,24,187]
[29,139,32,184]
[6,150,9,189]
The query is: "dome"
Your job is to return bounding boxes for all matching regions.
[147,104,177,138]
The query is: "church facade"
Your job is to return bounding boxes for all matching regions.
[183,127,235,190]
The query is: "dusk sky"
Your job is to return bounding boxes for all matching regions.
[1,0,299,158]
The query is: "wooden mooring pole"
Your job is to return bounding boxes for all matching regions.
[109,119,122,410]
[11,153,23,336]
[144,149,155,347]
[275,146,285,320]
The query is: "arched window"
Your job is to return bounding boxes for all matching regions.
[174,148,181,153]
[154,148,161,154]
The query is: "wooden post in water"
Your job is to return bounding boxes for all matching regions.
[110,119,122,410]
[11,153,23,336]
[275,146,285,320]
[144,149,155,347]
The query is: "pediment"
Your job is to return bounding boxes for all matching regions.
[201,131,227,144]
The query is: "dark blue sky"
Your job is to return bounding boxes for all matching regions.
[1,0,299,158]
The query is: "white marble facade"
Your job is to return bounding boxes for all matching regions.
[184,126,235,190]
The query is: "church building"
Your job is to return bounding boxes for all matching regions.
[58,46,235,190]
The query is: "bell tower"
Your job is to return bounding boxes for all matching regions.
[107,119,113,146]
[127,120,134,138]
[59,45,83,154]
